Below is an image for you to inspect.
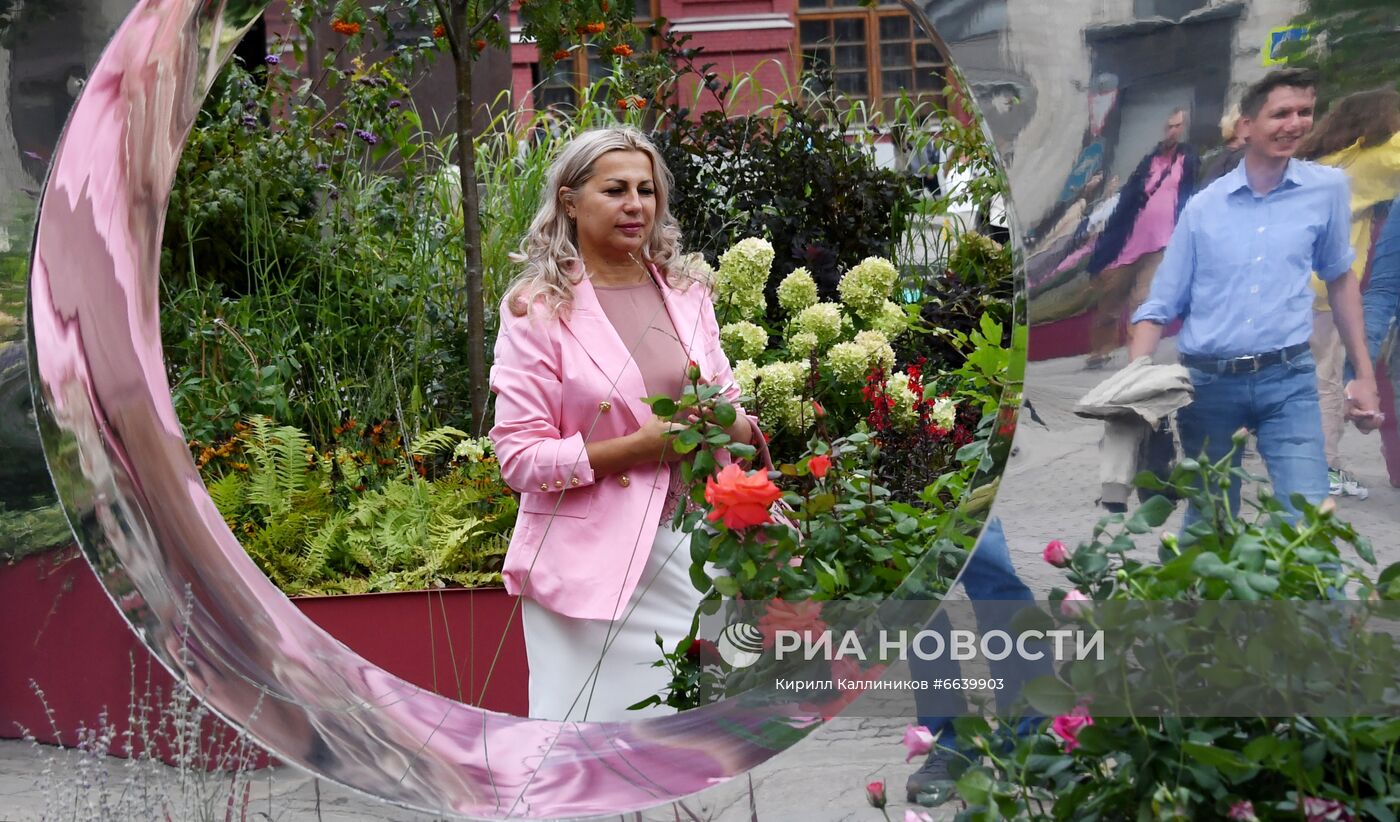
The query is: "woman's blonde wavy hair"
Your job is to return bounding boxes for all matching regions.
[504,126,699,317]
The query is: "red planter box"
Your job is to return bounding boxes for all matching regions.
[0,549,529,752]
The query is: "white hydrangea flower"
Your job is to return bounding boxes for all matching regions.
[681,252,716,284]
[828,341,871,384]
[838,256,899,319]
[854,329,896,372]
[776,267,819,315]
[720,321,769,362]
[453,436,491,461]
[755,360,809,430]
[733,359,759,398]
[787,330,820,359]
[886,371,920,428]
[789,302,845,348]
[930,395,957,431]
[714,237,774,321]
[869,300,909,340]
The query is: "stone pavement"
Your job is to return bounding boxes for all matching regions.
[0,718,957,822]
[1000,344,1400,596]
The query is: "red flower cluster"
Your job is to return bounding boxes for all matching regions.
[472,38,487,52]
[552,49,570,60]
[432,23,446,38]
[861,359,975,448]
[330,19,361,35]
[611,43,634,57]
[684,638,722,666]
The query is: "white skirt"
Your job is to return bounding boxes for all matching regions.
[521,524,702,722]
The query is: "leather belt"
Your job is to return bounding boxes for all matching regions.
[1179,342,1310,375]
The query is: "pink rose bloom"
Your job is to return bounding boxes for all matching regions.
[1050,705,1093,751]
[1303,797,1355,821]
[1042,539,1070,567]
[904,810,934,822]
[865,779,886,809]
[1227,800,1258,821]
[902,724,934,763]
[1060,589,1090,618]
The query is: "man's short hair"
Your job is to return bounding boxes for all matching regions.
[1240,68,1318,118]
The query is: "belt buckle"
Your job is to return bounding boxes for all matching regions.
[1227,354,1261,374]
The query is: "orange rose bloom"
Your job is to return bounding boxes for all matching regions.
[807,454,831,479]
[757,600,828,649]
[611,44,634,57]
[704,464,782,530]
[330,19,361,36]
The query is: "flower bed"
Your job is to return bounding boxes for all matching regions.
[1,550,527,754]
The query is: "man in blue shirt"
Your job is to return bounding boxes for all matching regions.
[1128,68,1382,525]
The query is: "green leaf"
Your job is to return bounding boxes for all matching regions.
[1126,495,1174,532]
[1021,675,1076,716]
[713,575,739,597]
[954,766,995,806]
[713,402,737,427]
[676,429,703,453]
[1180,742,1255,779]
[647,397,678,417]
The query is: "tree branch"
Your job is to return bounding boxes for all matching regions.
[467,0,515,42]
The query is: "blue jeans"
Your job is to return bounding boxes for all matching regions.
[1178,349,1329,527]
[912,518,1049,755]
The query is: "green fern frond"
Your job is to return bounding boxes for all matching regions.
[410,426,469,459]
[207,472,248,520]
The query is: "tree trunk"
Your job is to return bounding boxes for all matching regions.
[451,1,488,434]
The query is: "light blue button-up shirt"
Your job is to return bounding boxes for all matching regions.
[1131,159,1355,358]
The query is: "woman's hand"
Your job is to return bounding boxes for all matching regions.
[629,414,690,464]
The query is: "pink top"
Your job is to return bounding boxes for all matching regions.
[593,279,691,522]
[592,279,689,401]
[1109,150,1185,269]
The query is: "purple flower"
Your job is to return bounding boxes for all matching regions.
[354,129,379,146]
[491,12,500,20]
[387,99,402,109]
[328,188,340,201]
[264,54,280,65]
[1227,801,1258,821]
[1303,798,1355,822]
[314,162,330,172]
[240,113,259,127]
[333,121,348,131]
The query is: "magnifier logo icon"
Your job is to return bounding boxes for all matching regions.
[717,622,764,669]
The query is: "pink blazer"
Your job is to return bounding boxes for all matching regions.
[488,266,750,620]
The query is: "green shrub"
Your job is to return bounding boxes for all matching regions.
[200,416,515,594]
[656,102,919,307]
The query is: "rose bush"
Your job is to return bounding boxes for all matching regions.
[944,443,1400,821]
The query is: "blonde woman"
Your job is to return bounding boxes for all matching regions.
[488,127,757,721]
